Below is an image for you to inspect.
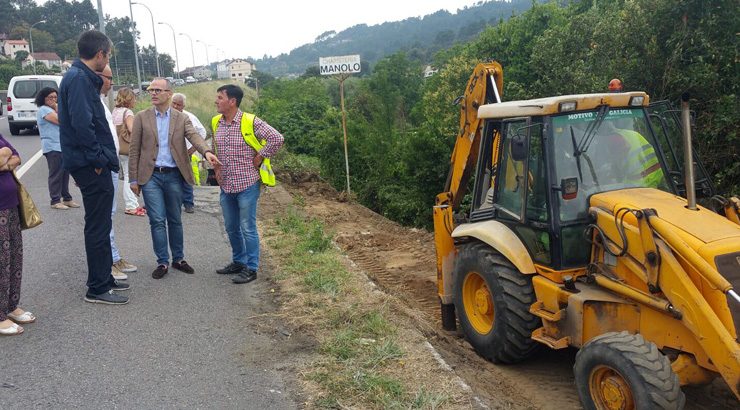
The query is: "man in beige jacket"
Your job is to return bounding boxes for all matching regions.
[128,78,220,279]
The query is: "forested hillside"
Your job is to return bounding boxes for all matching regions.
[256,0,738,228]
[256,0,533,76]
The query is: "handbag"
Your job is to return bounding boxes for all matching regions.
[12,171,43,230]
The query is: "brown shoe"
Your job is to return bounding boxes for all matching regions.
[152,264,168,279]
[172,260,195,274]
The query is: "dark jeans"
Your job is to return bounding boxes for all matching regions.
[70,166,115,295]
[44,151,72,205]
[0,208,23,322]
[182,179,194,207]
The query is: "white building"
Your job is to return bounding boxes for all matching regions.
[2,39,29,58]
[193,66,212,80]
[216,60,230,79]
[423,65,438,78]
[24,52,62,70]
[227,59,256,80]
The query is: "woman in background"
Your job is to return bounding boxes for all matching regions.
[0,133,35,336]
[35,87,79,210]
[112,87,145,216]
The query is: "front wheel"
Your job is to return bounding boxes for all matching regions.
[574,331,685,410]
[453,241,540,364]
[9,123,21,136]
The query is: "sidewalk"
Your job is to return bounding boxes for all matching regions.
[1,178,298,409]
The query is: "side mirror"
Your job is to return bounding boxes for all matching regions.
[510,135,527,162]
[560,177,579,200]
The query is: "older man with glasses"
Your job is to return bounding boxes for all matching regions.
[128,78,220,279]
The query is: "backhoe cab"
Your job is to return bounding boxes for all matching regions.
[434,62,740,409]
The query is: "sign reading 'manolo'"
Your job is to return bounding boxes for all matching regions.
[319,55,361,75]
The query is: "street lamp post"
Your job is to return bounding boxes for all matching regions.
[113,40,125,84]
[197,40,210,79]
[131,2,160,77]
[178,32,195,72]
[127,0,142,91]
[29,20,46,75]
[158,22,180,79]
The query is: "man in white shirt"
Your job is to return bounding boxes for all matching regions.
[171,93,206,213]
[99,64,137,280]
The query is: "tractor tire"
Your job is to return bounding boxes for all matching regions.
[574,331,685,410]
[453,241,540,364]
[9,123,21,136]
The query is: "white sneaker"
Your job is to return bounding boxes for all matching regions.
[111,265,128,280]
[114,259,138,273]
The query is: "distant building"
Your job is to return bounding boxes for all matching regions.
[24,52,62,70]
[193,66,212,80]
[216,60,230,79]
[2,39,29,58]
[227,59,255,80]
[423,65,438,78]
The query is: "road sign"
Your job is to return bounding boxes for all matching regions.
[319,55,361,76]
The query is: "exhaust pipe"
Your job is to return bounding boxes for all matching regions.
[681,93,697,210]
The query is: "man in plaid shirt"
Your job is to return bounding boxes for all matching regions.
[213,84,283,284]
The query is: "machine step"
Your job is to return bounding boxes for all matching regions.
[529,301,566,322]
[531,327,570,349]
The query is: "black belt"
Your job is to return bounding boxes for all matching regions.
[153,166,178,173]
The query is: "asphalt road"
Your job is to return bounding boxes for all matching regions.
[0,116,297,409]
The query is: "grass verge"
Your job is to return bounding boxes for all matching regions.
[262,203,459,409]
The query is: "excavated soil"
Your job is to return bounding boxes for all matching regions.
[265,174,739,410]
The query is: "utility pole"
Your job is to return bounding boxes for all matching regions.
[127,0,142,90]
[179,32,195,70]
[132,2,160,77]
[113,41,125,84]
[96,0,105,34]
[158,22,180,79]
[29,20,46,75]
[197,40,210,78]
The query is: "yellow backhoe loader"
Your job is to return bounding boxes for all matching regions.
[434,62,740,409]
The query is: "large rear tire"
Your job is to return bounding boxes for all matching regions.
[453,241,540,364]
[574,331,685,410]
[9,123,21,136]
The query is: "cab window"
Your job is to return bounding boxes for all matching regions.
[495,120,527,220]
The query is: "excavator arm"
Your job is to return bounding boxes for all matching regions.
[434,62,503,329]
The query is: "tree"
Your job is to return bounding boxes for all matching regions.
[14,50,28,62]
[301,65,321,79]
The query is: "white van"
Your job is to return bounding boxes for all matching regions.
[6,74,63,135]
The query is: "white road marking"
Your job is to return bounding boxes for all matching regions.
[16,149,43,178]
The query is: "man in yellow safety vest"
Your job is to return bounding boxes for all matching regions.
[211,84,283,284]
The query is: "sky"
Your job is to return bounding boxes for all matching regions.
[86,0,479,67]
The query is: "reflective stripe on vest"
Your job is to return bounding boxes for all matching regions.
[617,129,664,188]
[211,113,276,186]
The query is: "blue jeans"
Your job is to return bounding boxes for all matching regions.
[142,171,185,265]
[220,182,261,271]
[110,171,120,263]
[182,179,194,207]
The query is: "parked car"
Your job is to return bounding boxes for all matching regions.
[173,78,185,86]
[140,81,151,91]
[6,74,62,135]
[185,76,197,84]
